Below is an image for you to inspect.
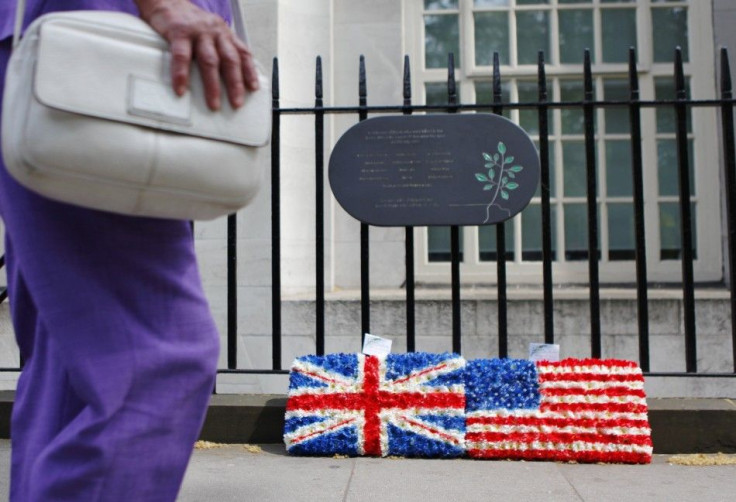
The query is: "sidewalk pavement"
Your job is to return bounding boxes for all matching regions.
[1,440,735,501]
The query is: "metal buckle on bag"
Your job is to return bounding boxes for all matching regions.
[127,75,192,126]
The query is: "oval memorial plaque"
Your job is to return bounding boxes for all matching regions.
[329,114,540,226]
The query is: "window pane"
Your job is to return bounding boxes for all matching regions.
[426,82,461,106]
[425,0,458,10]
[428,227,464,262]
[517,0,549,5]
[533,140,556,198]
[660,202,697,260]
[516,11,550,65]
[561,80,585,135]
[475,12,510,66]
[603,79,630,134]
[655,77,692,134]
[518,81,541,135]
[608,203,635,260]
[425,14,460,69]
[475,81,512,118]
[560,0,593,4]
[522,204,557,261]
[562,141,587,197]
[559,9,593,64]
[657,139,695,197]
[601,8,637,63]
[652,7,689,63]
[606,140,632,197]
[564,203,600,261]
[479,223,514,261]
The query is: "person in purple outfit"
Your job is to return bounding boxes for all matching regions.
[0,0,259,499]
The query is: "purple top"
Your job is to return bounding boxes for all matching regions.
[0,0,231,41]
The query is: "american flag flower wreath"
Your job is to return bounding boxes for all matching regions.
[284,353,652,464]
[465,358,653,464]
[283,352,467,458]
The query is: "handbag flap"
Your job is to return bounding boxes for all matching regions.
[31,12,271,147]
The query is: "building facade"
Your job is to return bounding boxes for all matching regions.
[3,0,736,395]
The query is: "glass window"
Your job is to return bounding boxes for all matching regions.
[559,9,594,64]
[659,203,697,260]
[601,8,637,63]
[652,6,689,63]
[522,205,557,261]
[605,140,633,197]
[603,79,630,134]
[608,203,635,261]
[425,14,460,69]
[475,12,509,66]
[413,1,715,284]
[516,11,550,65]
[562,141,588,198]
[428,227,464,262]
[479,224,514,261]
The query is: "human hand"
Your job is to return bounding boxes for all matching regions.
[135,0,260,110]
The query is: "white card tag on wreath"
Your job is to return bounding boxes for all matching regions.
[362,333,392,357]
[529,343,560,362]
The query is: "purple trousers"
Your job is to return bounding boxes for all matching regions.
[0,31,220,501]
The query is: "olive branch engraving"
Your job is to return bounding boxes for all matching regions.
[474,142,524,223]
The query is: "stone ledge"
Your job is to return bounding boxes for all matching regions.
[1,392,735,453]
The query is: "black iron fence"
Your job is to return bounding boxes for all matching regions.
[2,48,736,379]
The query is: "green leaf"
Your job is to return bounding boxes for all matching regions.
[507,172,516,179]
[501,190,509,200]
[498,142,506,155]
[506,182,519,190]
[493,153,500,162]
[485,162,494,168]
[483,152,493,162]
[489,169,495,180]
[510,165,524,173]
[476,173,489,182]
[505,156,515,164]
[502,177,508,185]
[484,184,494,191]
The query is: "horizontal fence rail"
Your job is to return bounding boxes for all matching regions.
[2,48,736,380]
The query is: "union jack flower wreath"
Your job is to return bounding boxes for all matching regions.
[284,352,466,458]
[284,354,652,464]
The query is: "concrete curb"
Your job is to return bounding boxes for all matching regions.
[2,392,735,453]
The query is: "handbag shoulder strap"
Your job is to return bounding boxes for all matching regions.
[13,0,250,49]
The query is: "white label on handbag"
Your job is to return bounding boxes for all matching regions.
[127,75,192,125]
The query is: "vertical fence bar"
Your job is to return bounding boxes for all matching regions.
[583,50,602,357]
[492,53,508,358]
[719,48,736,373]
[538,52,555,344]
[359,56,370,345]
[403,55,416,353]
[227,214,238,369]
[628,48,650,371]
[0,254,7,304]
[447,53,462,354]
[271,58,282,370]
[315,57,326,356]
[674,48,697,372]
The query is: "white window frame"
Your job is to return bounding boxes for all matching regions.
[404,0,720,285]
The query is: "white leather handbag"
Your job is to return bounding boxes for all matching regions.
[1,0,270,220]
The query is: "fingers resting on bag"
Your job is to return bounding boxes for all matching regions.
[135,0,260,111]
